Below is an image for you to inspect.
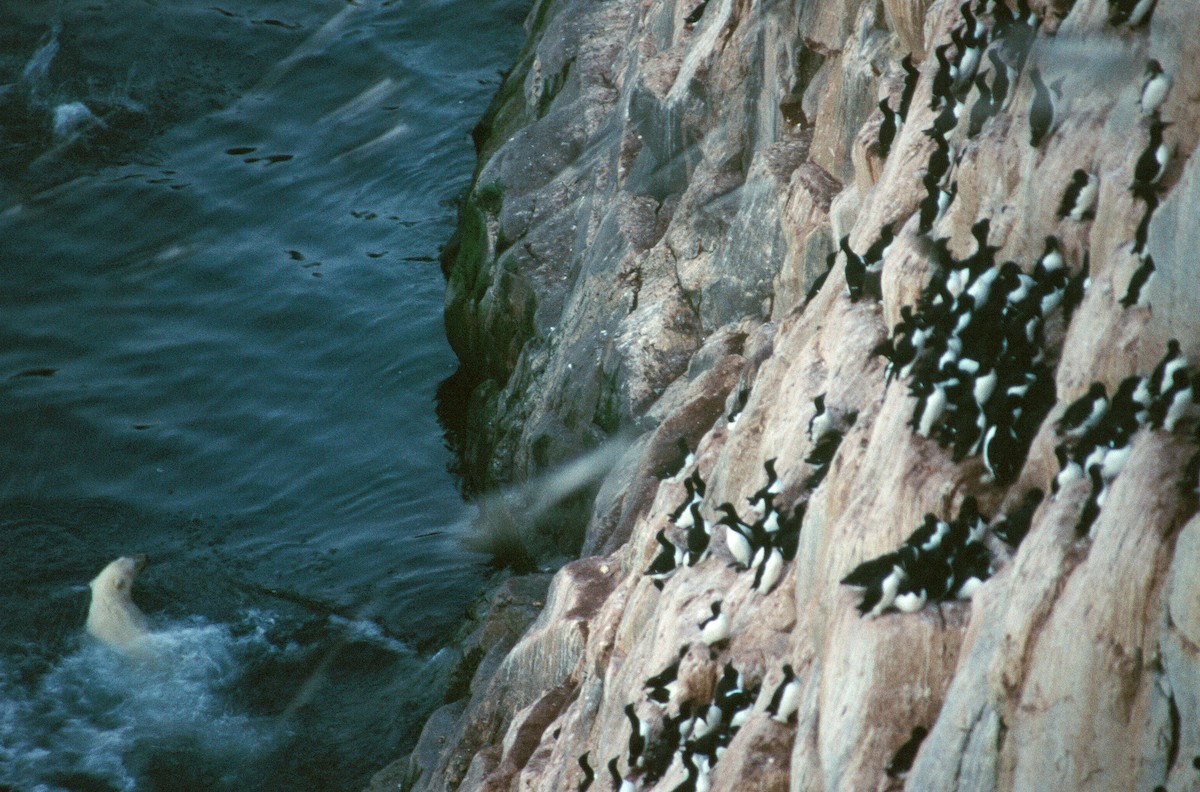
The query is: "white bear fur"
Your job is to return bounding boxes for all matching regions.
[87,555,153,651]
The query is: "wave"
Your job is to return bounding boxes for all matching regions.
[0,614,278,792]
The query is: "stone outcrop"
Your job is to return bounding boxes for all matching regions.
[381,0,1200,789]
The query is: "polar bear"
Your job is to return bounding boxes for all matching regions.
[86,554,153,652]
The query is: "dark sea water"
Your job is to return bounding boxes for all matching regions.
[0,1,528,789]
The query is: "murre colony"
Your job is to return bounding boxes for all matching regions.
[571,0,1199,787]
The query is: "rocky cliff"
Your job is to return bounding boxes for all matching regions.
[374,0,1200,789]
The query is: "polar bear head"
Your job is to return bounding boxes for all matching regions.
[87,555,152,651]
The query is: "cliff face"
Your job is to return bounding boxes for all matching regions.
[383,0,1200,789]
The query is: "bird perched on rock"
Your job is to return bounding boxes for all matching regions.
[767,665,802,723]
[886,726,929,779]
[1057,169,1098,221]
[1120,255,1156,309]
[1055,383,1108,438]
[992,488,1044,547]
[877,98,899,158]
[1140,59,1171,116]
[645,529,682,589]
[1133,120,1171,197]
[1028,67,1056,147]
[899,54,920,120]
[1149,339,1186,399]
[699,602,730,646]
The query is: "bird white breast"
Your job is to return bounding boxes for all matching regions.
[919,386,948,437]
[957,577,983,599]
[1151,143,1170,180]
[974,370,997,406]
[1083,445,1108,474]
[1101,445,1131,482]
[1040,287,1063,315]
[726,528,751,566]
[870,567,905,616]
[1164,386,1195,432]
[1070,177,1098,220]
[809,412,833,442]
[772,679,802,722]
[1041,250,1064,272]
[756,549,784,594]
[895,590,927,612]
[1054,462,1084,497]
[701,612,730,645]
[1141,74,1171,115]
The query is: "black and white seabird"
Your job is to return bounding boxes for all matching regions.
[992,488,1044,547]
[893,582,928,613]
[645,646,688,704]
[966,73,997,138]
[805,429,843,468]
[668,436,696,479]
[699,602,730,646]
[684,507,711,566]
[950,30,983,96]
[683,0,710,25]
[1056,383,1108,438]
[981,422,1022,484]
[1140,59,1172,116]
[988,49,1016,110]
[808,394,834,443]
[767,665,802,723]
[1075,464,1105,537]
[1118,254,1155,309]
[671,471,705,526]
[1062,255,1090,322]
[607,758,622,791]
[931,44,956,109]
[925,132,954,187]
[1133,120,1171,195]
[857,563,905,616]
[718,505,754,569]
[1133,191,1158,254]
[928,101,963,137]
[1028,67,1055,147]
[864,223,896,268]
[1151,369,1194,432]
[1110,374,1152,431]
[886,726,930,778]
[899,55,920,121]
[1149,339,1186,399]
[1034,236,1064,277]
[577,754,595,791]
[746,459,782,519]
[842,235,868,302]
[646,529,680,588]
[919,175,957,233]
[878,99,899,158]
[1052,444,1084,497]
[626,704,649,766]
[1057,169,1098,221]
[753,545,785,595]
